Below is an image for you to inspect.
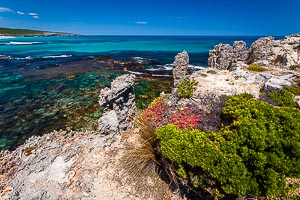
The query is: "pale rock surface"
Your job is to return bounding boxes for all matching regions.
[173,50,189,86]
[0,130,181,200]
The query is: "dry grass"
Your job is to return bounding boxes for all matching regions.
[122,115,159,179]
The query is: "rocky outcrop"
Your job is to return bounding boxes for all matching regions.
[0,130,180,200]
[208,33,300,70]
[173,50,189,86]
[208,41,249,70]
[98,74,136,134]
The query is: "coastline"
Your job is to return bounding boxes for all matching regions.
[0,33,300,199]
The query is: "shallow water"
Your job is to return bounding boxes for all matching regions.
[0,35,264,150]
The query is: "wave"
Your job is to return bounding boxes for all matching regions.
[0,55,33,60]
[0,36,16,39]
[7,41,43,45]
[188,64,206,70]
[42,54,72,59]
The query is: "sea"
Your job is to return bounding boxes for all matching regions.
[0,35,262,150]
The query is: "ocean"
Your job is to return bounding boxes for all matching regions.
[0,35,261,149]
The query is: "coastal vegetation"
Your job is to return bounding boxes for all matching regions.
[289,64,300,70]
[126,91,300,199]
[0,27,75,36]
[247,64,266,72]
[177,79,198,99]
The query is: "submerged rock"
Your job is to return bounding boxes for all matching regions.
[98,74,136,134]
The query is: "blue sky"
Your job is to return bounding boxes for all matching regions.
[0,0,299,35]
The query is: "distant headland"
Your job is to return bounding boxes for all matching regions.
[0,27,80,36]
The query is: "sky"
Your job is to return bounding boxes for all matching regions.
[0,0,299,35]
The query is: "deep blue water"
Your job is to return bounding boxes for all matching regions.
[0,35,263,149]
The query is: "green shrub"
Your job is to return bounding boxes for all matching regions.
[248,64,266,72]
[284,85,300,95]
[156,93,300,198]
[177,79,197,99]
[289,64,300,70]
[269,89,298,107]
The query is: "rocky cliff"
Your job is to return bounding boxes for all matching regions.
[208,33,300,70]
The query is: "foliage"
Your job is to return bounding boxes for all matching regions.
[284,85,300,95]
[140,97,168,128]
[140,97,201,130]
[269,89,298,107]
[122,116,158,178]
[289,64,300,70]
[177,79,198,99]
[156,93,300,198]
[169,108,200,130]
[248,64,266,72]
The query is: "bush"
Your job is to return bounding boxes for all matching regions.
[177,79,197,99]
[248,64,266,72]
[269,89,298,107]
[140,97,168,128]
[156,93,300,198]
[284,85,300,95]
[289,64,300,70]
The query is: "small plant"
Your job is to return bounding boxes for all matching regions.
[122,116,158,179]
[269,89,298,107]
[140,97,168,128]
[169,108,200,130]
[206,70,217,74]
[248,64,266,72]
[284,85,300,95]
[289,64,300,70]
[177,79,198,99]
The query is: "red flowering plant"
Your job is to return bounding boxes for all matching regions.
[169,107,200,130]
[140,97,201,130]
[140,97,169,128]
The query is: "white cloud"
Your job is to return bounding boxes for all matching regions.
[0,7,12,12]
[17,11,25,15]
[135,21,148,25]
[32,15,39,19]
[28,12,38,16]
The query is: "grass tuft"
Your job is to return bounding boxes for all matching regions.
[248,64,266,72]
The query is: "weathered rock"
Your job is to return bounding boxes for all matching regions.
[98,110,119,134]
[208,44,233,70]
[208,33,300,70]
[98,74,136,134]
[264,77,292,91]
[233,41,249,66]
[173,50,189,86]
[1,129,181,200]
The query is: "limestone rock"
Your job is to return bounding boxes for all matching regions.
[98,74,136,134]
[264,77,292,91]
[173,50,189,86]
[208,33,300,70]
[208,44,233,70]
[98,110,119,134]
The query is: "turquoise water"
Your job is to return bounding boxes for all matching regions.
[0,35,262,150]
